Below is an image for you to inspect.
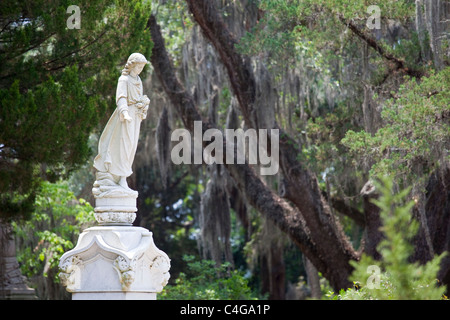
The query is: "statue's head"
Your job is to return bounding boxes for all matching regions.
[122,53,149,76]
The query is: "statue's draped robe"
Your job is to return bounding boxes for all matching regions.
[94,74,144,177]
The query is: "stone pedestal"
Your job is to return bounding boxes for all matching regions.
[59,226,170,300]
[59,182,170,300]
[0,223,36,300]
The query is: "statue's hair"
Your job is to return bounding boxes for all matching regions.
[121,53,149,75]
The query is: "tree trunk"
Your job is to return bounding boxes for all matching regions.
[360,181,383,260]
[415,0,430,62]
[260,245,286,300]
[413,169,450,292]
[424,0,445,70]
[303,255,321,299]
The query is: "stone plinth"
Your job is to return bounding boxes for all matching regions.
[0,223,36,300]
[92,172,139,226]
[59,226,170,300]
[93,196,137,226]
[0,257,37,300]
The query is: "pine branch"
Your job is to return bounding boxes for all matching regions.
[339,16,423,78]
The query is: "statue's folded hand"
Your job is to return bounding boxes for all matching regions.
[123,111,133,122]
[142,95,150,106]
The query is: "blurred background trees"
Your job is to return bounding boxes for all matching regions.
[1,0,448,299]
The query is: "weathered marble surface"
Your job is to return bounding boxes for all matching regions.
[59,226,170,300]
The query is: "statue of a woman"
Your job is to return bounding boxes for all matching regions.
[93,53,150,196]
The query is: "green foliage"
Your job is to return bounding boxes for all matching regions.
[159,255,263,300]
[326,176,447,300]
[302,102,357,172]
[151,0,193,65]
[13,181,95,282]
[341,67,450,185]
[136,165,202,281]
[0,0,153,220]
[238,0,415,66]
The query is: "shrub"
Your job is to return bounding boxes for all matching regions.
[159,255,262,300]
[326,176,447,300]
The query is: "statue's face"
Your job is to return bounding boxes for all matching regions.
[132,63,146,75]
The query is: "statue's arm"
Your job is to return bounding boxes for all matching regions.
[116,77,132,122]
[118,98,132,122]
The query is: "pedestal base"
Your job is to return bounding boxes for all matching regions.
[59,226,170,300]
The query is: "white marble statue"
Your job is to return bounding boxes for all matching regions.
[59,54,170,300]
[93,53,150,196]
